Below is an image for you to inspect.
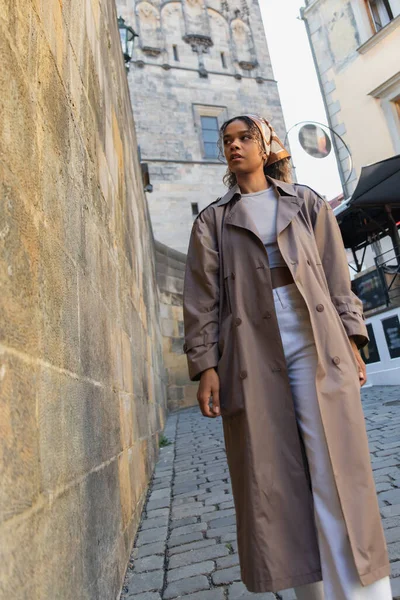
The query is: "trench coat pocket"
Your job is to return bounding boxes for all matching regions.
[217,316,244,418]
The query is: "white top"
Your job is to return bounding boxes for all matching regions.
[241,186,287,268]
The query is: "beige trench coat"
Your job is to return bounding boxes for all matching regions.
[182,176,390,593]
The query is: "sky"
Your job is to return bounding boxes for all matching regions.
[260,0,343,200]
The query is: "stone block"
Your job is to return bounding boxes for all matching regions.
[141,516,169,530]
[169,522,208,539]
[169,544,229,568]
[134,555,165,573]
[228,582,275,600]
[168,533,205,548]
[164,575,210,599]
[167,561,215,582]
[0,353,40,521]
[136,527,168,546]
[169,539,217,556]
[127,570,164,593]
[212,565,241,585]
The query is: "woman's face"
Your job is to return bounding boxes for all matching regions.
[223,119,265,177]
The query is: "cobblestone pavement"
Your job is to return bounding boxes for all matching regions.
[121,386,400,600]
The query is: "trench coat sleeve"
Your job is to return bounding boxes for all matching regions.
[183,209,220,381]
[312,194,369,349]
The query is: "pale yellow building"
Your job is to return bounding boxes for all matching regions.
[301,0,400,198]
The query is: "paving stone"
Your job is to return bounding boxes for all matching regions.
[169,590,224,600]
[383,516,400,530]
[228,582,275,600]
[173,483,202,495]
[206,525,237,539]
[136,527,168,546]
[204,493,233,506]
[127,570,164,593]
[152,481,171,492]
[146,508,169,519]
[392,576,400,600]
[219,501,235,511]
[173,496,199,507]
[381,504,400,518]
[126,592,161,600]
[212,565,241,585]
[372,458,400,470]
[278,589,297,600]
[169,544,229,568]
[172,505,215,520]
[391,561,400,578]
[168,532,205,548]
[220,532,238,543]
[134,555,165,573]
[388,541,400,562]
[141,516,169,530]
[168,561,215,582]
[379,489,400,505]
[164,575,210,599]
[201,508,236,522]
[208,515,237,529]
[170,516,198,529]
[147,498,171,511]
[386,527,400,544]
[376,482,394,493]
[216,554,240,569]
[169,522,208,539]
[135,542,166,558]
[169,539,217,556]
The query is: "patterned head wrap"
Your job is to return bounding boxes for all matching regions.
[245,114,290,166]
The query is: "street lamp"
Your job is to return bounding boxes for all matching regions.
[284,120,354,193]
[118,16,138,66]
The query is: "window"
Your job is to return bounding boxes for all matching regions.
[173,45,179,61]
[369,74,400,154]
[192,104,228,160]
[200,116,219,159]
[191,202,199,216]
[221,52,227,69]
[366,0,394,31]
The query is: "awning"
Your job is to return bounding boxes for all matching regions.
[334,154,400,250]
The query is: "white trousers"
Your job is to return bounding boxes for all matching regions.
[273,283,392,600]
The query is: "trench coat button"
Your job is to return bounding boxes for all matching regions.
[316,304,324,312]
[239,370,248,380]
[231,272,236,280]
[235,317,242,326]
[307,259,311,265]
[263,312,272,319]
[332,356,341,365]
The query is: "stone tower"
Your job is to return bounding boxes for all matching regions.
[117,0,288,252]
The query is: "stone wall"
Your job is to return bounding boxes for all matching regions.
[155,241,198,411]
[0,1,167,599]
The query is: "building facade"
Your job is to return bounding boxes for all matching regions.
[301,0,400,198]
[117,0,288,252]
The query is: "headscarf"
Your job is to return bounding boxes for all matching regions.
[245,114,291,166]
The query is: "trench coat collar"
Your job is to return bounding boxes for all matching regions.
[216,176,303,238]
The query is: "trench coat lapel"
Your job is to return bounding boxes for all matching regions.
[217,177,305,240]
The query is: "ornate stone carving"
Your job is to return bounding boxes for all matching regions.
[183,33,213,53]
[137,1,164,55]
[231,18,257,70]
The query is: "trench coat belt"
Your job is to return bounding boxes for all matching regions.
[183,332,219,354]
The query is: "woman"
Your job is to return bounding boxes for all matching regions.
[182,115,391,600]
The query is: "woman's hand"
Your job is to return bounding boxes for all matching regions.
[349,337,367,387]
[198,368,220,418]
